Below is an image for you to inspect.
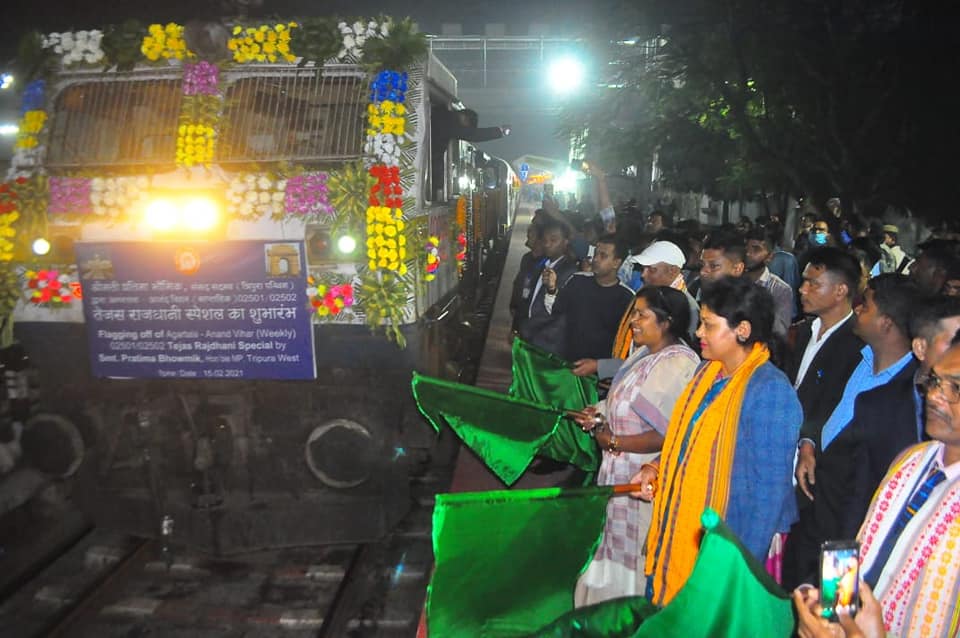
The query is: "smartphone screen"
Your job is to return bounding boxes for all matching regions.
[820,541,859,622]
[587,245,596,259]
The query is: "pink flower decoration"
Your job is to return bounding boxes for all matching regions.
[285,172,333,216]
[48,177,92,215]
[183,61,220,96]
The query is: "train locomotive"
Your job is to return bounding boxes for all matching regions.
[0,16,517,553]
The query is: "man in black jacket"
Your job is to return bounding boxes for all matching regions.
[840,296,960,536]
[789,249,865,496]
[518,218,578,356]
[781,248,865,588]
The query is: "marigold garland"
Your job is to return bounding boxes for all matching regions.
[141,23,192,62]
[0,181,22,262]
[228,23,298,64]
[365,205,407,275]
[175,123,216,167]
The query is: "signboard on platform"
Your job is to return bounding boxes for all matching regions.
[519,163,529,183]
[76,240,316,380]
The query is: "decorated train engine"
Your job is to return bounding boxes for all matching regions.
[0,17,516,553]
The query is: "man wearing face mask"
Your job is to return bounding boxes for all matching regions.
[799,219,834,273]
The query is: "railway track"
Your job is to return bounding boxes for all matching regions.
[0,470,442,637]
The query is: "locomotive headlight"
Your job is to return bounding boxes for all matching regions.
[182,197,221,231]
[336,234,357,255]
[31,238,51,256]
[144,198,179,231]
[143,193,223,235]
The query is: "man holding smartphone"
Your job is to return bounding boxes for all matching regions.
[794,339,960,638]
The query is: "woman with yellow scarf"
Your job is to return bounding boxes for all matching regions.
[633,276,802,606]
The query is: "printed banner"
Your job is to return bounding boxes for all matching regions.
[76,240,316,380]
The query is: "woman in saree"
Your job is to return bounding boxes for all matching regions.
[569,286,700,606]
[633,276,802,606]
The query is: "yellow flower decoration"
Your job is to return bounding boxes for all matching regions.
[141,23,194,62]
[0,210,19,261]
[366,101,406,137]
[175,123,216,167]
[15,110,47,149]
[365,205,408,274]
[228,23,299,63]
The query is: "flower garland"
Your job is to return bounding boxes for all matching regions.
[369,71,408,102]
[48,177,92,216]
[425,236,440,281]
[0,181,23,262]
[42,30,105,66]
[90,176,149,219]
[455,196,468,276]
[327,161,375,238]
[182,60,220,96]
[366,164,407,275]
[285,173,332,218]
[225,174,285,221]
[24,269,77,307]
[337,20,390,60]
[141,23,192,62]
[176,62,221,168]
[228,23,298,64]
[306,275,355,319]
[14,80,47,158]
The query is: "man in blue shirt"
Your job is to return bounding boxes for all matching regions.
[782,274,921,589]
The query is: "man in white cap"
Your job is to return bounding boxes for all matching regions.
[631,240,700,344]
[571,240,699,380]
[880,224,911,274]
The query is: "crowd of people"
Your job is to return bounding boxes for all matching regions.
[509,169,960,637]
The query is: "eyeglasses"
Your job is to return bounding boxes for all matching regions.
[918,371,960,404]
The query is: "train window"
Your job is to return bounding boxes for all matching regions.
[46,79,182,168]
[219,71,367,163]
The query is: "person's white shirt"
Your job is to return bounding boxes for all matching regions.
[794,311,854,389]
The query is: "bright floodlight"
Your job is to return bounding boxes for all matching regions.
[32,238,51,256]
[0,123,17,136]
[337,234,357,254]
[548,57,585,94]
[182,197,220,231]
[0,74,12,90]
[144,199,179,231]
[554,170,579,194]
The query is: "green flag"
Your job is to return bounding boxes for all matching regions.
[427,486,611,638]
[412,373,600,485]
[530,509,795,638]
[510,338,598,410]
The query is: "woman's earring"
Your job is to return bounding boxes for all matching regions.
[736,335,747,344]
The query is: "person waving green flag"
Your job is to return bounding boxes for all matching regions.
[411,373,600,486]
[510,338,598,410]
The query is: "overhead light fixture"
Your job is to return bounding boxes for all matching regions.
[0,123,17,136]
[0,74,13,90]
[547,57,585,94]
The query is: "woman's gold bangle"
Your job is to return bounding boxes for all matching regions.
[640,463,659,474]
